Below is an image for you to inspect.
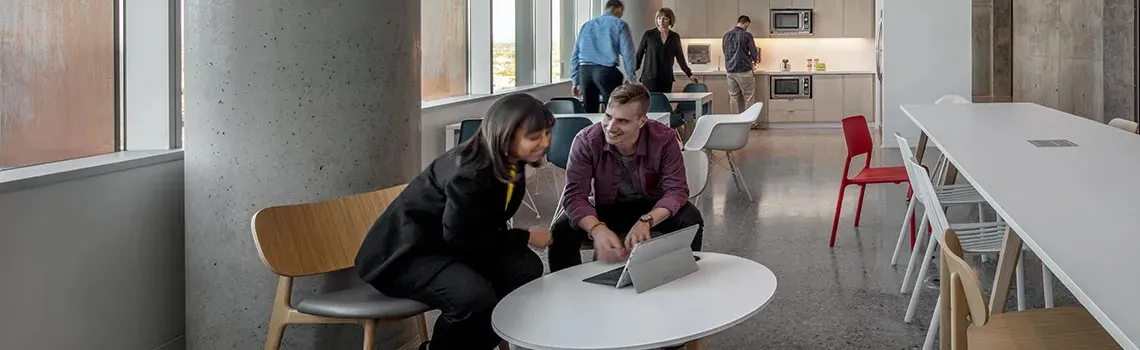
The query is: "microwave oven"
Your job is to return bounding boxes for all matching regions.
[770,75,812,99]
[770,9,813,35]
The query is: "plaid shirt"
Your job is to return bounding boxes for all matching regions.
[722,27,758,73]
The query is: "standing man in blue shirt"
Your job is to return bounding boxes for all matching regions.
[722,15,759,115]
[571,0,638,113]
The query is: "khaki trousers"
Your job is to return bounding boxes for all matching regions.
[726,72,756,114]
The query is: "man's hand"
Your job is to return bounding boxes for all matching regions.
[590,226,626,263]
[571,85,581,96]
[625,221,652,249]
[688,76,699,84]
[528,227,553,248]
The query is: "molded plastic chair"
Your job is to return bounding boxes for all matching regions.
[682,150,709,206]
[1108,118,1139,133]
[547,117,595,226]
[458,119,481,144]
[649,92,685,129]
[829,115,910,247]
[938,229,1118,350]
[934,94,971,104]
[675,83,711,116]
[548,97,586,113]
[251,185,430,350]
[684,102,763,201]
[545,100,581,114]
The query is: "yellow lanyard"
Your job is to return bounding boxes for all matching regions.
[505,166,517,210]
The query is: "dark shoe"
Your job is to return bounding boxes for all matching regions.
[418,341,430,350]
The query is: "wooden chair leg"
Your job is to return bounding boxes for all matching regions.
[414,313,430,342]
[264,317,286,350]
[362,319,377,350]
[684,339,703,350]
[499,340,511,350]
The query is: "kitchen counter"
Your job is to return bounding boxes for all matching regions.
[676,69,875,76]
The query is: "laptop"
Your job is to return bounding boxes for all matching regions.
[582,224,701,294]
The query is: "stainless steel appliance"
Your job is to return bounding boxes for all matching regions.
[770,75,812,99]
[770,9,813,35]
[687,44,710,64]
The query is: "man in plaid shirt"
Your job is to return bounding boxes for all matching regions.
[721,15,759,115]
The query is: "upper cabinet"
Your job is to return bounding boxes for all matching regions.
[738,0,771,38]
[812,0,843,37]
[842,0,874,38]
[674,0,709,38]
[707,0,740,39]
[770,0,813,9]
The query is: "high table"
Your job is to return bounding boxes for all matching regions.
[445,113,670,150]
[662,92,714,118]
[491,252,777,350]
[901,102,1140,350]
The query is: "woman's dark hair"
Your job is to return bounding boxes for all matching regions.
[457,93,556,183]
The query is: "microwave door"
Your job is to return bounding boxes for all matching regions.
[772,13,801,30]
[772,78,802,99]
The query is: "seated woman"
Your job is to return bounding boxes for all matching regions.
[355,93,555,350]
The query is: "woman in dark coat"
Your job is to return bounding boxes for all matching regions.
[636,7,700,93]
[355,93,555,350]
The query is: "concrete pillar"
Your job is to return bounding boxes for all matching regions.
[183,0,421,349]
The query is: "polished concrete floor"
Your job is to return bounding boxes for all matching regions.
[506,129,1078,350]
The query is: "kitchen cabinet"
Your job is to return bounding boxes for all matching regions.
[738,0,771,38]
[812,75,844,122]
[842,75,874,121]
[755,73,770,122]
[767,98,814,123]
[674,0,709,38]
[770,0,812,9]
[703,75,731,114]
[707,0,739,38]
[769,0,792,8]
[812,0,844,38]
[842,0,875,38]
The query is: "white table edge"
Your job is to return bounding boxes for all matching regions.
[899,104,1139,350]
[492,252,778,350]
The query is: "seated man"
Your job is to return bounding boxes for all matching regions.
[550,83,704,271]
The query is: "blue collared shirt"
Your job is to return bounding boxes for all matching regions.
[570,13,637,85]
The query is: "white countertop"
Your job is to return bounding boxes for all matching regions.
[676,69,875,76]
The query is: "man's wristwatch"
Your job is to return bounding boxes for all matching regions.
[638,214,654,227]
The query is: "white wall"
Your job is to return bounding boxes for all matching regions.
[0,157,185,350]
[880,0,971,147]
[420,81,574,167]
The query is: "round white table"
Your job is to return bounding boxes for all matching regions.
[492,252,777,350]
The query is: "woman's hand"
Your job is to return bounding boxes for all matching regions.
[689,75,699,84]
[528,227,553,248]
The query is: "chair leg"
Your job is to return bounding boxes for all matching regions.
[891,197,917,266]
[922,297,940,350]
[1016,254,1026,311]
[905,232,938,323]
[265,308,287,350]
[362,319,377,350]
[524,189,541,219]
[853,185,868,226]
[727,152,754,202]
[548,190,567,228]
[829,184,849,247]
[414,314,429,342]
[901,214,930,294]
[685,339,704,350]
[1043,264,1054,308]
[499,341,511,350]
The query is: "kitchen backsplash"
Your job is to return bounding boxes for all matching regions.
[678,38,876,72]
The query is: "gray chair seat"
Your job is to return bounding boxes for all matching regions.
[295,285,430,319]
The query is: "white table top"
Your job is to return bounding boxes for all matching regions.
[662,92,713,103]
[901,102,1140,350]
[445,113,671,130]
[491,252,777,350]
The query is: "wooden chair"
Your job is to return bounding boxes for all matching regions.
[938,229,1119,349]
[251,184,431,350]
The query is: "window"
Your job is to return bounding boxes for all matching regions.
[0,0,118,169]
[492,0,517,91]
[551,0,562,81]
[552,0,577,81]
[422,0,469,101]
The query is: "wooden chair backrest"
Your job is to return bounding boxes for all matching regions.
[940,229,992,349]
[250,184,407,277]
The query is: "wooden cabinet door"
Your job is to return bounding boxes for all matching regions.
[793,0,814,8]
[811,0,843,37]
[704,75,732,114]
[842,75,875,122]
[769,0,793,8]
[812,75,844,122]
[674,0,709,38]
[842,0,875,38]
[739,0,771,38]
[708,0,739,39]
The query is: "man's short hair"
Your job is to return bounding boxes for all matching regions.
[608,83,650,115]
[605,0,624,10]
[737,15,752,24]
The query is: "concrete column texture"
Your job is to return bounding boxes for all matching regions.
[183,0,421,349]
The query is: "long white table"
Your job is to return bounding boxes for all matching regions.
[901,102,1140,350]
[444,112,670,150]
[663,92,714,118]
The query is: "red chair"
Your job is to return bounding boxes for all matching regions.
[829,115,911,247]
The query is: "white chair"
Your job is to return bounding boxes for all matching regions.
[934,94,971,104]
[1108,118,1139,133]
[683,149,709,204]
[904,156,1053,350]
[683,102,763,202]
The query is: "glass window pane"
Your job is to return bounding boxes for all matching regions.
[422,0,469,101]
[551,0,561,81]
[493,0,516,91]
[0,0,117,169]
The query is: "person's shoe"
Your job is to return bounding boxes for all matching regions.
[418,341,430,350]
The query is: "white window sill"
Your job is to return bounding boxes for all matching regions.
[422,80,572,111]
[0,150,184,193]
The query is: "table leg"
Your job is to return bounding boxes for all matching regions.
[684,339,703,350]
[697,100,704,119]
[915,132,929,164]
[446,129,459,151]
